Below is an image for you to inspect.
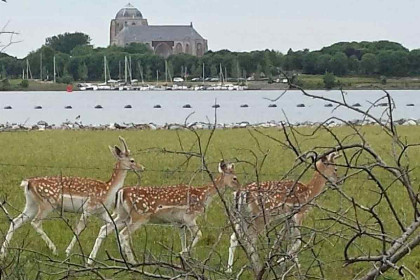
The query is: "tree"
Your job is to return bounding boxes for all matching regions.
[360,53,377,75]
[348,55,360,74]
[70,45,94,56]
[316,54,332,74]
[283,48,305,71]
[323,72,336,89]
[125,43,153,55]
[78,63,88,81]
[302,52,319,74]
[409,49,420,74]
[1,64,6,78]
[210,64,218,77]
[330,52,348,76]
[377,50,409,76]
[45,32,91,54]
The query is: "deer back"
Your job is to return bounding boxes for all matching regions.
[120,185,211,215]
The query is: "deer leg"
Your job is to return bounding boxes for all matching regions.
[87,212,127,265]
[31,206,56,255]
[187,221,202,252]
[247,229,262,274]
[65,212,90,256]
[287,227,302,266]
[119,216,147,265]
[227,221,243,273]
[178,226,187,254]
[0,202,38,259]
[278,214,303,267]
[288,214,303,267]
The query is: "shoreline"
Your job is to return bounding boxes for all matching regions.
[1,118,418,132]
[3,76,420,92]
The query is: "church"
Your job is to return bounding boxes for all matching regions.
[110,3,208,58]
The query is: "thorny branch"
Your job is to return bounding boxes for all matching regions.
[0,21,20,52]
[0,83,419,279]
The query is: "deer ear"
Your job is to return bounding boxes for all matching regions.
[218,160,227,173]
[228,163,235,172]
[114,145,123,158]
[320,155,328,163]
[328,152,341,162]
[109,145,118,158]
[304,151,317,163]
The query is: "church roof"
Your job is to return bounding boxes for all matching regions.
[117,25,205,42]
[116,3,143,19]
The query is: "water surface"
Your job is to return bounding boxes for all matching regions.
[0,90,418,125]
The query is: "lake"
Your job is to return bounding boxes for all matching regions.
[0,90,418,126]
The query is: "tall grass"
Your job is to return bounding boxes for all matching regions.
[0,127,419,279]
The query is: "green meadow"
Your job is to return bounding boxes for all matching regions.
[0,127,419,279]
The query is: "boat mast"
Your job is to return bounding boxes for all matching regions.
[106,61,111,81]
[40,52,43,80]
[165,60,168,83]
[202,63,205,85]
[119,60,122,80]
[138,61,144,84]
[104,56,107,84]
[53,56,56,83]
[124,56,128,84]
[219,63,223,84]
[237,61,240,84]
[128,55,132,83]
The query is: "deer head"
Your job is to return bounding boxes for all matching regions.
[109,136,144,172]
[316,152,341,183]
[218,160,240,189]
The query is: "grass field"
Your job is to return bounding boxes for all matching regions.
[0,127,419,279]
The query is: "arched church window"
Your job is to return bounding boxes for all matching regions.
[175,43,183,54]
[196,43,203,56]
[155,43,173,59]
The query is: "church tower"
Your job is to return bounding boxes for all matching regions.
[110,3,148,45]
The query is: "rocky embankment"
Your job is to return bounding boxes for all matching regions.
[0,118,419,132]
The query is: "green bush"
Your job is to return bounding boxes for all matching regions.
[20,79,29,88]
[380,75,387,85]
[57,74,74,84]
[323,72,336,89]
[0,79,11,91]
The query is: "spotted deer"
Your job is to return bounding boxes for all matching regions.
[87,160,240,265]
[0,137,143,259]
[226,152,340,273]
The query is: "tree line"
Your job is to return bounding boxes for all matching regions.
[1,32,420,83]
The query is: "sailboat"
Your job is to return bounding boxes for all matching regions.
[119,56,132,90]
[98,56,112,90]
[194,63,206,91]
[135,60,150,91]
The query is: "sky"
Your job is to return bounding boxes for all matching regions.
[1,0,420,58]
